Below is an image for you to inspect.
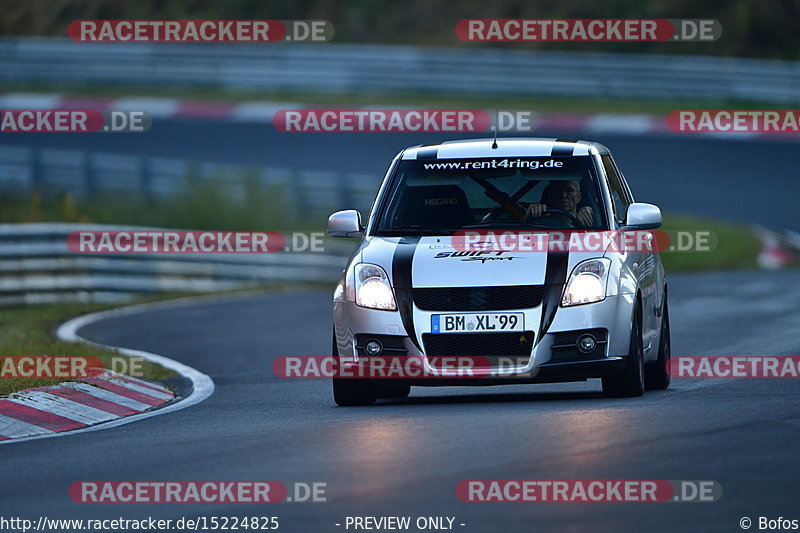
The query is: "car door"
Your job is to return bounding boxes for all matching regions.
[601,155,659,353]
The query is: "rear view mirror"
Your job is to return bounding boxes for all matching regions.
[327,210,364,238]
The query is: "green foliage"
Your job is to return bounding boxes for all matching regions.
[0,171,310,231]
[0,0,797,59]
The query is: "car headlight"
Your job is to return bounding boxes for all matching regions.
[355,263,397,310]
[562,258,611,307]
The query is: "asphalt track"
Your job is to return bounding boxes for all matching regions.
[2,127,800,532]
[3,272,800,532]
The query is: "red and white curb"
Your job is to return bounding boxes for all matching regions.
[1,92,795,140]
[0,296,216,444]
[753,225,798,270]
[0,92,291,123]
[0,371,174,440]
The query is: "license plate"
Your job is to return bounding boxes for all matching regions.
[431,313,525,333]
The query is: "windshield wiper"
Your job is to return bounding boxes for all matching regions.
[460,221,553,230]
[375,225,452,236]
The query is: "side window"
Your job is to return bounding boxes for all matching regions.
[601,155,631,223]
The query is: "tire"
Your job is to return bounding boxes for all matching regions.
[376,384,411,399]
[645,296,671,390]
[602,302,645,398]
[332,331,377,406]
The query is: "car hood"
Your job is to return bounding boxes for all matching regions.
[359,236,603,288]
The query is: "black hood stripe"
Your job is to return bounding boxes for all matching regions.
[391,236,422,350]
[544,249,570,285]
[536,250,570,346]
[416,145,440,160]
[550,140,577,156]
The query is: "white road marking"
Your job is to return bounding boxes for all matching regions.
[95,374,174,400]
[7,391,117,425]
[102,371,172,395]
[0,93,62,109]
[112,97,179,117]
[61,382,152,411]
[232,102,298,122]
[0,414,54,439]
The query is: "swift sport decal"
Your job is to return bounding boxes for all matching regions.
[434,251,521,262]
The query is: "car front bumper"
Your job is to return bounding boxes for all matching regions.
[333,291,637,385]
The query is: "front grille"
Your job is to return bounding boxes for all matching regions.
[411,285,545,311]
[422,331,535,367]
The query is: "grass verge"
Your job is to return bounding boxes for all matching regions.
[0,302,177,397]
[659,213,761,272]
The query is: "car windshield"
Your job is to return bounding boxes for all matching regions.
[373,155,607,235]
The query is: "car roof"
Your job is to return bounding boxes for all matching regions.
[400,137,610,160]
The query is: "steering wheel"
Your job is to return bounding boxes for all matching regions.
[480,199,528,223]
[539,208,582,226]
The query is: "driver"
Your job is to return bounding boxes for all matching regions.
[524,180,594,227]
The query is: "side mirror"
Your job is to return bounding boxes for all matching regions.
[327,210,364,238]
[622,203,662,230]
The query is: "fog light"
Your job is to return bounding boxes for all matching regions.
[364,340,383,356]
[578,334,597,354]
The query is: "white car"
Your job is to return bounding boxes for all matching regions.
[329,138,670,405]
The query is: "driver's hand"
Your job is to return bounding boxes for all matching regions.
[577,206,594,227]
[524,203,546,221]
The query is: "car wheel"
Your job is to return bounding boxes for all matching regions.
[602,303,645,398]
[376,384,411,399]
[332,330,377,406]
[645,296,671,390]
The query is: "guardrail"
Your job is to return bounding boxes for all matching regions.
[1,38,800,103]
[0,223,352,306]
[0,144,379,213]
